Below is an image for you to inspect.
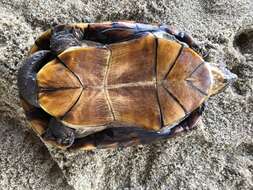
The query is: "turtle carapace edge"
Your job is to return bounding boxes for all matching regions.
[17,22,237,150]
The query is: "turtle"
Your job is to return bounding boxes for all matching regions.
[17,21,237,150]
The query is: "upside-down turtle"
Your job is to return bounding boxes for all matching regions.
[17,21,237,150]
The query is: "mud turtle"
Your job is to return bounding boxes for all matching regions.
[17,22,237,150]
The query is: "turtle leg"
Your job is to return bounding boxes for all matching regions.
[50,24,105,54]
[162,103,206,138]
[17,50,53,107]
[71,126,166,150]
[85,22,159,44]
[42,118,75,148]
[159,25,198,48]
[50,24,85,54]
[70,104,206,150]
[50,22,206,55]
[159,25,208,57]
[86,22,206,57]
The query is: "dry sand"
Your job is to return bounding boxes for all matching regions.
[0,0,252,189]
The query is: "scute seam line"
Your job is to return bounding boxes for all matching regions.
[39,87,81,92]
[60,88,84,120]
[152,34,164,128]
[188,61,205,78]
[186,80,208,96]
[162,85,188,115]
[103,47,116,121]
[163,44,184,80]
[56,57,84,88]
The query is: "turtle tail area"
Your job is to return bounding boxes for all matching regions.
[17,50,53,107]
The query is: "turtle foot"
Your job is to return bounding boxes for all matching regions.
[42,118,75,148]
[166,103,205,137]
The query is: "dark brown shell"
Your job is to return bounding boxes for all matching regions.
[36,33,211,130]
[21,22,212,150]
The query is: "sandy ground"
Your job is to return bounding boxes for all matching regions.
[0,0,252,189]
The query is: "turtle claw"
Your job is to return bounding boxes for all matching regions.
[42,118,75,148]
[192,42,210,59]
